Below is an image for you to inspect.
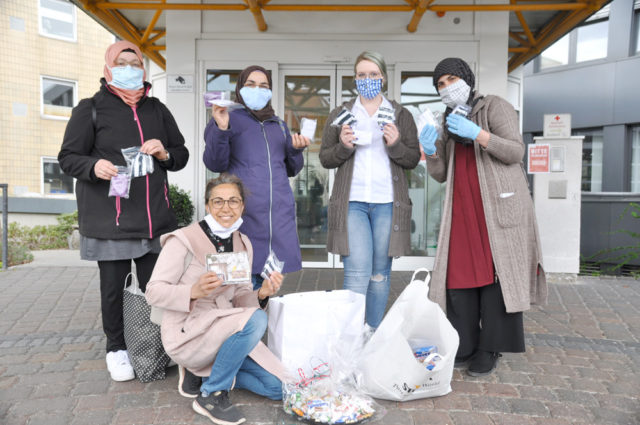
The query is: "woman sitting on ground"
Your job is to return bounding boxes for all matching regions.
[146,173,288,425]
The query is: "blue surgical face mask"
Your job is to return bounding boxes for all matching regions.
[355,78,383,100]
[239,86,272,111]
[109,65,144,90]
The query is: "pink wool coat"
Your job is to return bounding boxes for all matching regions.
[146,222,289,380]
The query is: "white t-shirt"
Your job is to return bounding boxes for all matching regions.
[349,96,394,203]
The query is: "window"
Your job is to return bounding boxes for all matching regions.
[42,157,74,195]
[41,76,76,119]
[632,126,640,192]
[537,4,610,70]
[540,34,570,69]
[574,128,604,192]
[39,0,76,42]
[576,19,608,62]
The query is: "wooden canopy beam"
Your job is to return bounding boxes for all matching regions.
[407,0,435,33]
[246,0,268,31]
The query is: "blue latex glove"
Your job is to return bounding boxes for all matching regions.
[446,113,481,140]
[419,124,438,156]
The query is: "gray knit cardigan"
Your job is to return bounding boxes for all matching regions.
[319,99,421,257]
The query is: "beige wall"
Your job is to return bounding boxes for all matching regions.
[0,0,114,196]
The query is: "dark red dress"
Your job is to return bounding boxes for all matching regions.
[446,143,495,289]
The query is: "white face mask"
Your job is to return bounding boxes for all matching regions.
[439,79,471,109]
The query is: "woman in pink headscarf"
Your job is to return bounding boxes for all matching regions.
[58,40,189,382]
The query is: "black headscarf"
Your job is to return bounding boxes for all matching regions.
[235,65,275,122]
[432,57,475,94]
[433,58,480,146]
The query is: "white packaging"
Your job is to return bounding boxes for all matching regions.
[300,118,317,140]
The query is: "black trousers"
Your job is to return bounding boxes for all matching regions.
[446,280,525,359]
[97,252,159,353]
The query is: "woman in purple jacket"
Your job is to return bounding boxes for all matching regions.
[203,65,310,289]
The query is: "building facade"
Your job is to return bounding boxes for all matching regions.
[523,0,640,267]
[0,0,113,225]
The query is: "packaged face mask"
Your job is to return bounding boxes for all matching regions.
[452,104,472,117]
[206,252,251,285]
[121,146,154,177]
[376,106,395,129]
[108,166,132,198]
[416,108,444,138]
[260,250,285,281]
[300,117,317,141]
[331,108,357,127]
[203,91,243,110]
[352,129,373,146]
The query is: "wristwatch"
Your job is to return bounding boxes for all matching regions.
[160,150,171,162]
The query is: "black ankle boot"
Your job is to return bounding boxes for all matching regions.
[467,350,501,376]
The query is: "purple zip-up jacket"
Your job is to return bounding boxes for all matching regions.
[203,108,303,274]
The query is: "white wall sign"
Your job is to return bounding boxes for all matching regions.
[543,114,571,138]
[167,74,194,93]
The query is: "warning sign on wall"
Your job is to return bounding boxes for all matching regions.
[528,144,550,174]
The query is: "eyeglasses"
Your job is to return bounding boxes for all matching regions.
[355,72,382,80]
[209,197,243,209]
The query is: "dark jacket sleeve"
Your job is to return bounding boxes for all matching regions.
[283,122,305,177]
[158,102,189,171]
[319,106,356,169]
[203,118,233,172]
[386,106,420,169]
[57,98,100,182]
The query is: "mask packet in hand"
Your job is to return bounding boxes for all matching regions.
[452,104,472,117]
[416,108,443,138]
[261,250,285,280]
[108,166,132,198]
[376,106,395,129]
[121,146,154,177]
[331,108,357,127]
[206,252,251,285]
[300,117,317,141]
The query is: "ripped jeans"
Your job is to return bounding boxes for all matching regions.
[342,201,393,329]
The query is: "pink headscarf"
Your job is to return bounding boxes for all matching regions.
[103,40,146,107]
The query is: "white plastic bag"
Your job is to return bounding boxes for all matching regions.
[267,289,365,376]
[357,268,459,401]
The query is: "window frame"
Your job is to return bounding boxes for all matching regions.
[573,127,605,193]
[40,75,77,120]
[535,12,610,72]
[41,156,75,197]
[38,0,77,42]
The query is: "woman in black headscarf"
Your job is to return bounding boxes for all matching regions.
[419,58,547,377]
[203,66,310,290]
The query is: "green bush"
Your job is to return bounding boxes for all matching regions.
[8,211,78,251]
[0,242,34,267]
[168,184,195,228]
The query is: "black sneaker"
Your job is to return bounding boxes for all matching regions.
[467,350,502,376]
[178,365,201,398]
[193,390,246,425]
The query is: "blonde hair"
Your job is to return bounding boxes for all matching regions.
[354,51,388,86]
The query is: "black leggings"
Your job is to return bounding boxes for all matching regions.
[446,280,525,359]
[97,252,159,353]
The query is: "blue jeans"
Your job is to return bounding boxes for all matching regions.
[251,274,264,291]
[200,309,282,400]
[342,201,393,329]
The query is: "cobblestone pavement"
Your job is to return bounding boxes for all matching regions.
[0,259,639,425]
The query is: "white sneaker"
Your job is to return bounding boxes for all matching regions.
[106,350,135,381]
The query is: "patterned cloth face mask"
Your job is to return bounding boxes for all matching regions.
[439,79,471,109]
[355,78,383,100]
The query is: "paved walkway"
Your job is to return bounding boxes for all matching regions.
[0,250,639,424]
